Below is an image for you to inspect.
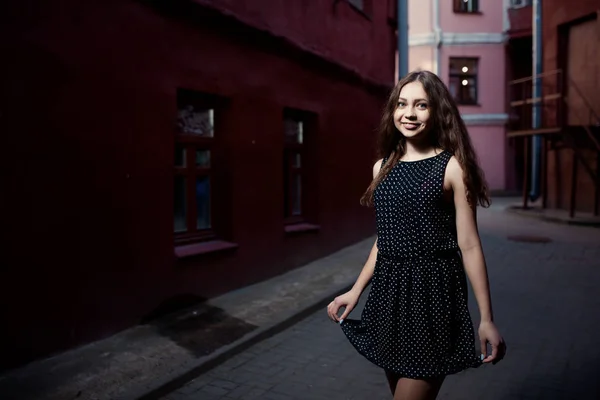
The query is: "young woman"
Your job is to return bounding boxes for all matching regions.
[326,70,505,400]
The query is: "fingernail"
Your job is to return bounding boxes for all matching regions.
[339,319,344,324]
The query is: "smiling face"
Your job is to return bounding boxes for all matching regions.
[393,81,431,139]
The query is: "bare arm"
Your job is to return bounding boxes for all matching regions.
[446,156,504,362]
[446,156,493,322]
[350,239,378,295]
[349,158,384,294]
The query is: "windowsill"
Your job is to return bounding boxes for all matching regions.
[175,240,239,259]
[453,11,483,15]
[510,4,532,9]
[284,223,321,234]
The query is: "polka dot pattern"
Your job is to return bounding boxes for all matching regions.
[341,151,482,379]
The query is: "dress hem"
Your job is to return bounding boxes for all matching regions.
[340,323,482,379]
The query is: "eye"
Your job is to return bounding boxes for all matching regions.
[397,101,406,108]
[417,103,428,109]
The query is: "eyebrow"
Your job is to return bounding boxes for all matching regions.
[398,97,428,102]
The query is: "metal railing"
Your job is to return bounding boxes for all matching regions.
[507,68,600,216]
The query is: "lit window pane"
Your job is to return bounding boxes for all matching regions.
[449,58,478,75]
[459,77,477,103]
[177,106,214,137]
[284,119,303,144]
[196,176,211,229]
[449,58,478,104]
[174,176,187,232]
[196,149,211,168]
[292,174,302,216]
[175,144,186,167]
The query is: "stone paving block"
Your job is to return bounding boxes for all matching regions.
[159,208,600,400]
[261,390,296,400]
[199,384,230,397]
[206,379,238,391]
[223,384,266,399]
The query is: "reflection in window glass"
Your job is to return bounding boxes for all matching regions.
[284,119,303,144]
[292,174,302,216]
[293,153,301,168]
[196,177,211,229]
[196,149,211,168]
[174,176,187,232]
[454,0,478,13]
[449,58,479,105]
[177,106,214,137]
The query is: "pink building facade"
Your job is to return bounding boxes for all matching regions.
[407,0,516,191]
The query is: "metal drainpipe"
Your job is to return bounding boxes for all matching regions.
[530,0,542,201]
[433,0,441,75]
[398,0,408,80]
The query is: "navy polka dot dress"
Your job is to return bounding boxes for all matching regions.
[340,150,482,379]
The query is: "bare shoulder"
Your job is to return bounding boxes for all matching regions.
[373,158,384,179]
[446,156,464,184]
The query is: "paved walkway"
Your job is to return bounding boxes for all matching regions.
[159,200,600,400]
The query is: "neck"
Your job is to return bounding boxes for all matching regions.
[402,137,439,160]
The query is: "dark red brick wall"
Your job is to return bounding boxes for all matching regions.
[542,0,598,72]
[0,0,395,369]
[508,5,533,39]
[190,0,396,84]
[542,1,599,213]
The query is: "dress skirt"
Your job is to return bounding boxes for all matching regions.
[340,251,482,379]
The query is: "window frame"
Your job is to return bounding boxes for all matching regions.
[453,0,480,14]
[283,112,306,225]
[174,90,222,246]
[449,57,480,106]
[282,108,320,232]
[510,0,532,8]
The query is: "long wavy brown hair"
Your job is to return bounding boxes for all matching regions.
[360,70,490,208]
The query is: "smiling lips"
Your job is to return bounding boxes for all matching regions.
[402,122,422,130]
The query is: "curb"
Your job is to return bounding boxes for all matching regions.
[129,283,354,400]
[505,206,600,228]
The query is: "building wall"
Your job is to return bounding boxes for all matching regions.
[409,46,435,73]
[408,0,433,33]
[439,44,507,190]
[439,0,505,32]
[0,0,395,370]
[191,0,396,84]
[542,0,599,74]
[409,0,509,191]
[541,1,599,213]
[439,45,506,115]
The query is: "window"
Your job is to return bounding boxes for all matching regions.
[510,0,532,8]
[283,112,305,221]
[282,108,320,233]
[449,58,479,105]
[453,0,479,13]
[174,89,223,244]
